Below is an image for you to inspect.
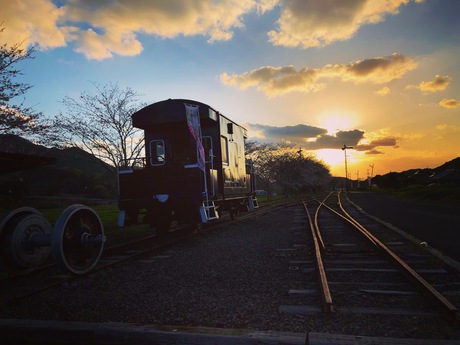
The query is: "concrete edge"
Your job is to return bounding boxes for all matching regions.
[0,318,306,345]
[2,319,460,345]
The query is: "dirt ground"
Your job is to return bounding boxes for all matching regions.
[347,191,460,263]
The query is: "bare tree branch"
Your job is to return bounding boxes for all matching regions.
[53,82,146,173]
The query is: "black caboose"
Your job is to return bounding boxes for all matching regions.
[117,99,257,230]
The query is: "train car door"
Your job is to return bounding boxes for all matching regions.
[202,136,217,198]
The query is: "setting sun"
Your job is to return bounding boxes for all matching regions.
[317,112,360,137]
[315,148,361,177]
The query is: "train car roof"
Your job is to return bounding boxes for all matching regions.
[132,98,246,131]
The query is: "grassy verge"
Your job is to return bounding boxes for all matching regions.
[373,185,460,206]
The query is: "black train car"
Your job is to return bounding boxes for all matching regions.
[117,99,257,230]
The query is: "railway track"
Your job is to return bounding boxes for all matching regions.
[287,191,460,323]
[1,193,460,341]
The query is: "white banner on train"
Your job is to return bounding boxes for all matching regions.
[185,103,205,171]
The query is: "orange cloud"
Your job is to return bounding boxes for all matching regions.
[62,0,266,59]
[376,86,391,96]
[439,98,460,109]
[220,65,326,97]
[220,53,417,96]
[2,0,275,60]
[2,0,421,60]
[268,0,419,49]
[418,75,451,92]
[2,0,67,50]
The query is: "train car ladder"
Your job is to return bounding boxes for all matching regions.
[201,200,219,222]
[200,138,219,222]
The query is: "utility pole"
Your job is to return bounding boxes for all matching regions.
[356,171,359,189]
[342,144,353,192]
[368,164,375,191]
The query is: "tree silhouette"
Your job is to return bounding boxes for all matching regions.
[246,140,331,195]
[0,25,49,141]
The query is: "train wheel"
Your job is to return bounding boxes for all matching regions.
[125,208,139,225]
[155,212,172,235]
[2,212,52,272]
[229,207,240,220]
[52,205,106,275]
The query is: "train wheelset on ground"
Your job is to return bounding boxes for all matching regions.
[0,205,106,275]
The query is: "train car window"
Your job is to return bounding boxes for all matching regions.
[233,142,239,167]
[149,139,165,166]
[202,136,213,163]
[221,136,229,165]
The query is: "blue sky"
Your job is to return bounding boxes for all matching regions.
[2,0,459,176]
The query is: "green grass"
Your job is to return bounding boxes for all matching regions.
[40,204,154,243]
[379,185,460,206]
[0,193,319,243]
[35,204,119,227]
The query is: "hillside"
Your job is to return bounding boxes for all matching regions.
[0,135,116,203]
[372,157,460,188]
[0,134,112,175]
[434,157,460,172]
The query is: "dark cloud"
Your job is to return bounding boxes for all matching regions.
[247,123,327,139]
[247,124,366,150]
[247,124,399,154]
[356,137,397,151]
[342,53,417,83]
[365,149,384,155]
[303,129,365,150]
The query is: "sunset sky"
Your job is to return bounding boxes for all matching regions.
[2,0,459,177]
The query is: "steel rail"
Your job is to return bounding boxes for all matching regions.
[302,200,335,313]
[336,192,458,323]
[316,194,379,248]
[312,193,331,252]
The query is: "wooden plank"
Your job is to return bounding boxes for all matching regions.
[280,305,437,317]
[335,307,438,317]
[323,268,397,272]
[359,289,416,296]
[324,260,387,265]
[289,260,313,264]
[288,289,318,295]
[279,305,322,314]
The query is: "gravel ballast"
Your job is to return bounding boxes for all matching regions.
[1,205,459,340]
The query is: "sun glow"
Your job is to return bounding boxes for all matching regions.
[318,111,359,135]
[315,148,360,177]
